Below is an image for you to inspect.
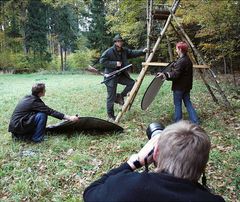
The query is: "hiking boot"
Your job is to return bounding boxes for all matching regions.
[107,115,116,122]
[12,133,21,141]
[115,93,124,105]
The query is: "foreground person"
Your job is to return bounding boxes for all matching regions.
[83,121,225,202]
[8,83,78,143]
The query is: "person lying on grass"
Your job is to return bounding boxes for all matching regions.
[8,83,78,143]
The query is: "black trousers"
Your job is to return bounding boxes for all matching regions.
[105,73,135,117]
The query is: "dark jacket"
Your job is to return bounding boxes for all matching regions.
[100,45,145,77]
[83,163,225,202]
[166,54,193,91]
[8,95,64,135]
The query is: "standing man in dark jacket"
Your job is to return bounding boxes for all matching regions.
[100,34,147,121]
[8,83,78,142]
[83,121,225,202]
[157,41,199,124]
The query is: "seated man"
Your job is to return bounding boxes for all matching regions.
[8,83,78,143]
[83,121,225,202]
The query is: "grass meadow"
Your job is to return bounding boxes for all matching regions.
[0,73,239,201]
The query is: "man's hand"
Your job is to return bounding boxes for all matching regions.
[143,48,148,53]
[127,154,140,170]
[64,115,79,122]
[156,72,166,80]
[137,134,160,166]
[116,61,122,67]
[127,134,160,170]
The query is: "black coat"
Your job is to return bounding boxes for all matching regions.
[8,95,64,135]
[167,54,193,92]
[83,163,225,202]
[100,45,145,79]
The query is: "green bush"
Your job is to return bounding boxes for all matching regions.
[49,55,62,71]
[0,51,18,71]
[49,49,96,71]
[68,49,97,70]
[0,51,51,73]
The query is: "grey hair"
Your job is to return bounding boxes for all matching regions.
[155,120,211,182]
[31,83,45,96]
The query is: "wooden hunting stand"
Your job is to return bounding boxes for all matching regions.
[115,0,231,123]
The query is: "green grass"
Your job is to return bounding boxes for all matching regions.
[0,73,239,201]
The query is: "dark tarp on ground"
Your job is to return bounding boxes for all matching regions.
[46,117,123,134]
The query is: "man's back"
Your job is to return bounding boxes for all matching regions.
[83,163,225,202]
[8,95,38,134]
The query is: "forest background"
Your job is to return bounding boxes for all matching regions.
[0,0,239,80]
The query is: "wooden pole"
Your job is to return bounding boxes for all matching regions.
[166,35,174,61]
[115,12,173,123]
[142,62,210,69]
[146,0,153,59]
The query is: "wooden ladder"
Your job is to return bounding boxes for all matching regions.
[115,0,231,123]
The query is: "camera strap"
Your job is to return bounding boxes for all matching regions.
[144,158,149,172]
[201,171,213,193]
[144,149,154,172]
[202,171,207,186]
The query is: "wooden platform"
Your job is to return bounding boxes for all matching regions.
[142,62,210,69]
[153,9,170,20]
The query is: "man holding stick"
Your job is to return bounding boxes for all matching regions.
[100,34,147,121]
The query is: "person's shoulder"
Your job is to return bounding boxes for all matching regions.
[176,55,192,67]
[29,95,40,99]
[184,55,193,66]
[214,195,226,202]
[122,47,131,52]
[182,54,191,62]
[22,94,34,100]
[116,170,155,185]
[194,183,226,202]
[29,95,43,103]
[101,46,113,57]
[105,46,115,53]
[203,192,225,202]
[118,172,148,189]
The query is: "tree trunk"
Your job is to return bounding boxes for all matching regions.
[60,45,64,71]
[223,55,227,74]
[229,56,237,87]
[64,48,67,70]
[19,1,28,55]
[166,35,173,61]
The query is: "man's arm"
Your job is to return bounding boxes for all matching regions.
[126,48,147,58]
[157,59,183,81]
[83,134,159,201]
[100,49,119,69]
[32,98,78,121]
[166,60,183,80]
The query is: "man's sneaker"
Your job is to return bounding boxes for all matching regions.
[115,93,124,105]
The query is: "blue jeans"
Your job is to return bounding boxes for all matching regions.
[31,112,48,142]
[173,90,199,124]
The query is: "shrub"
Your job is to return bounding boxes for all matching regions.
[0,51,51,73]
[67,49,97,70]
